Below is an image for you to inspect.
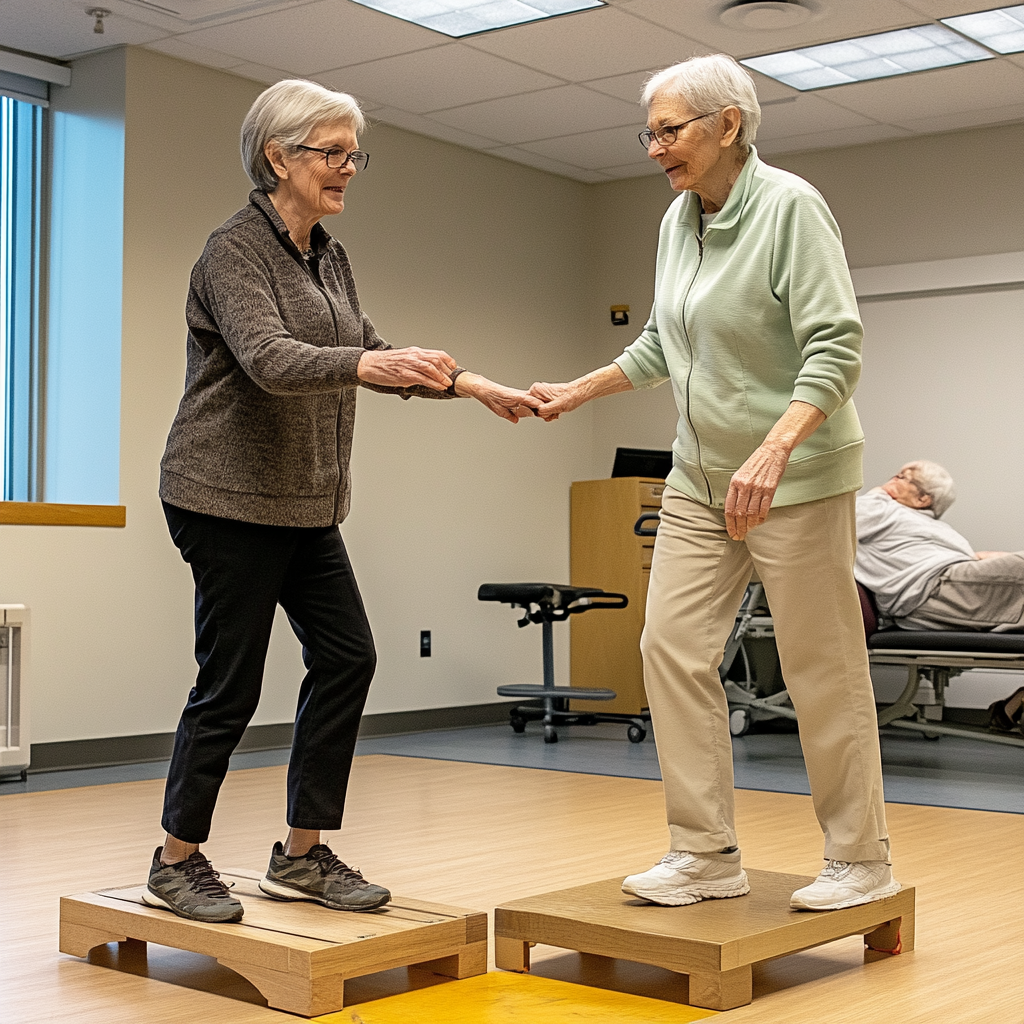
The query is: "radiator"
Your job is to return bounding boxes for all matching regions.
[0,605,29,778]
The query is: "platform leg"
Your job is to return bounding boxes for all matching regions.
[219,957,345,1017]
[419,939,488,979]
[59,921,130,958]
[494,935,531,973]
[687,964,753,1011]
[865,907,915,958]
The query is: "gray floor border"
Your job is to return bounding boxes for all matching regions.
[26,701,520,774]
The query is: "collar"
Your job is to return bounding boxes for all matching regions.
[682,145,760,232]
[249,189,331,256]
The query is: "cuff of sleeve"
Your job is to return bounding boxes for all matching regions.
[614,352,667,392]
[338,347,367,388]
[791,381,844,418]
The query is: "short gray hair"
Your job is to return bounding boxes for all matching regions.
[904,460,956,518]
[642,54,761,149]
[241,79,365,192]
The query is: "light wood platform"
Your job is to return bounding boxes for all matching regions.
[59,868,487,1017]
[494,868,914,1011]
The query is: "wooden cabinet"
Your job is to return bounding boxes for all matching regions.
[569,477,665,714]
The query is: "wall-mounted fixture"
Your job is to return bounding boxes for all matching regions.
[86,8,110,34]
[610,305,629,326]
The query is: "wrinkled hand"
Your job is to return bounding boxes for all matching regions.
[528,381,584,421]
[357,347,458,390]
[725,443,790,541]
[457,373,542,423]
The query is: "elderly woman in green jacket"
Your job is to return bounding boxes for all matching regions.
[531,53,897,913]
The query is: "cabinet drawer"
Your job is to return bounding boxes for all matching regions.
[638,481,666,506]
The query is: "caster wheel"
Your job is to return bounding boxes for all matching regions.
[729,708,751,737]
[510,715,526,734]
[543,725,558,744]
[923,731,942,741]
[627,724,647,744]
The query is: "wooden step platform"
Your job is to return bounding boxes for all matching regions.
[494,868,915,1011]
[59,868,487,1017]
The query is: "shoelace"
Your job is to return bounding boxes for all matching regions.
[182,855,234,898]
[821,860,853,880]
[660,851,694,867]
[306,845,365,881]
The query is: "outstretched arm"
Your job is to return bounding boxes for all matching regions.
[529,364,634,420]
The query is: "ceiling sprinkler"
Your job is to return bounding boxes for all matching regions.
[86,8,111,34]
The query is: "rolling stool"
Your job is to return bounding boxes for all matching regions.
[478,583,642,744]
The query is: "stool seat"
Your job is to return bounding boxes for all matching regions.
[497,684,616,701]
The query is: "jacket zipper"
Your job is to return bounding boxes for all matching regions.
[300,252,346,523]
[680,228,713,504]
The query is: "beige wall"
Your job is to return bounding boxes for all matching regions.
[2,47,1021,745]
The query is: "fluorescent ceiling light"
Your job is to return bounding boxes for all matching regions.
[942,5,1024,54]
[347,0,604,37]
[741,24,993,91]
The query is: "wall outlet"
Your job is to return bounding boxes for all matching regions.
[420,630,431,657]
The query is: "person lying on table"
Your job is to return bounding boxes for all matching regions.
[857,460,1024,631]
[147,78,539,925]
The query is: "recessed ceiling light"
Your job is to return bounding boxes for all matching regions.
[741,23,993,90]
[942,5,1024,54]
[347,0,604,38]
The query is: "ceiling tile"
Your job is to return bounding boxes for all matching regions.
[898,0,1012,16]
[429,84,643,144]
[896,100,1024,134]
[143,37,246,69]
[485,145,611,181]
[594,159,664,179]
[316,44,562,114]
[224,61,291,84]
[464,6,705,81]
[821,59,1024,124]
[581,69,653,105]
[758,123,912,155]
[0,0,168,58]
[756,93,876,140]
[623,0,928,58]
[521,122,648,170]
[177,0,442,75]
[369,106,505,147]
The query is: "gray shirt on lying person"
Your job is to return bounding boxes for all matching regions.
[855,489,976,619]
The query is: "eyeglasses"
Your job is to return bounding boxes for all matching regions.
[638,112,716,150]
[294,144,370,171]
[894,471,925,494]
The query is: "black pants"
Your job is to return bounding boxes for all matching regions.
[161,502,376,844]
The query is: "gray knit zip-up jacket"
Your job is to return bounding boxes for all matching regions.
[160,191,451,527]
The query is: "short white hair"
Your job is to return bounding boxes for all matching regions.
[642,54,761,149]
[904,460,956,518]
[241,79,365,192]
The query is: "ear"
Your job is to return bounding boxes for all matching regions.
[913,491,933,510]
[719,105,743,148]
[264,139,290,182]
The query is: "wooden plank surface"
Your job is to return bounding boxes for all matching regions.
[0,502,126,527]
[495,870,915,975]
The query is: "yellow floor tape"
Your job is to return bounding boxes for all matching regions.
[315,971,718,1024]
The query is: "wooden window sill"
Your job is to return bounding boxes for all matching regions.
[0,502,126,527]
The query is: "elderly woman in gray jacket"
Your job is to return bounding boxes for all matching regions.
[146,79,537,924]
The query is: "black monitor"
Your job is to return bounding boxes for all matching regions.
[611,447,672,480]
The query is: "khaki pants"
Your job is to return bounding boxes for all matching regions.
[642,487,890,863]
[901,552,1024,631]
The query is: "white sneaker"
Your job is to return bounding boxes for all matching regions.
[622,850,750,906]
[790,859,901,911]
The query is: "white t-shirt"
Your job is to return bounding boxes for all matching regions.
[855,489,976,618]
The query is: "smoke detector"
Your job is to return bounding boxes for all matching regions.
[720,0,815,31]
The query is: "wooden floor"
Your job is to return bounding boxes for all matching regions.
[3,753,1022,1023]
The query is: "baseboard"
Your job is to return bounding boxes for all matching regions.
[27,701,520,774]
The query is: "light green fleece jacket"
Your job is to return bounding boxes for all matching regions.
[614,147,864,509]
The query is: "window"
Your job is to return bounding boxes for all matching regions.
[0,94,43,502]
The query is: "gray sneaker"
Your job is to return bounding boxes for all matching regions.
[142,847,244,923]
[258,842,391,912]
